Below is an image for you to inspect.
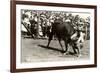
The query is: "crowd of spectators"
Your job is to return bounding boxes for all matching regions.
[21,10,90,40]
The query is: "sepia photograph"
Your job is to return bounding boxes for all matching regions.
[11,1,97,72]
[21,9,90,63]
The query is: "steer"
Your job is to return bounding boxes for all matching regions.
[47,19,84,57]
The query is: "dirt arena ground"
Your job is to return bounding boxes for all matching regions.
[21,38,90,63]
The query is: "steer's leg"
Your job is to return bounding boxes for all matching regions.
[73,43,77,54]
[64,38,69,55]
[47,31,53,47]
[58,38,64,53]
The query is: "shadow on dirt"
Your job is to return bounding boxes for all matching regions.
[38,44,63,53]
[38,44,75,55]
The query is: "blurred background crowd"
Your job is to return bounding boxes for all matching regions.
[21,10,90,40]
